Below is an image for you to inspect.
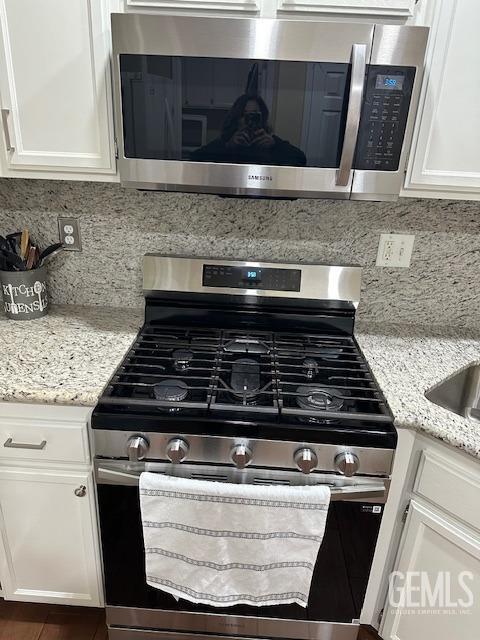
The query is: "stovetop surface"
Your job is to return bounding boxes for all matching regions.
[93,323,396,449]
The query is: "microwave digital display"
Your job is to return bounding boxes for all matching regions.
[375,74,404,90]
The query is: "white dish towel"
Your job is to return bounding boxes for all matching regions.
[139,472,331,608]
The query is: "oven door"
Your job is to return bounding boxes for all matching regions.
[111,14,374,199]
[95,460,388,640]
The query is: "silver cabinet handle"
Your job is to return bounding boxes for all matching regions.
[4,437,47,450]
[1,108,14,152]
[74,485,87,497]
[336,43,367,187]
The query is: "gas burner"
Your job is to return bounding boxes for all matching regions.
[172,348,194,371]
[296,385,346,413]
[302,357,319,379]
[230,358,261,401]
[224,339,270,354]
[153,379,189,410]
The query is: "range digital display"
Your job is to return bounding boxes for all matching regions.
[202,265,301,292]
[243,268,262,282]
[375,74,404,90]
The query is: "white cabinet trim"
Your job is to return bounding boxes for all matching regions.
[277,0,416,16]
[126,0,259,12]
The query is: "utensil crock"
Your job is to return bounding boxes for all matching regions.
[0,265,48,320]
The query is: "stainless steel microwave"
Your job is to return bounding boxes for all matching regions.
[111,14,428,201]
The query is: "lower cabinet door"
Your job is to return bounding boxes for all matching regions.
[0,466,102,606]
[381,499,480,639]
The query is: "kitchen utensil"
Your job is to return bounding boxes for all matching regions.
[6,232,21,255]
[20,228,29,260]
[0,248,26,271]
[26,245,37,270]
[38,242,64,266]
[0,235,10,254]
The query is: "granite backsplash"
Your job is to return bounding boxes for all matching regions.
[0,178,479,328]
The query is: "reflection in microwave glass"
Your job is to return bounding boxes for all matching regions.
[119,55,351,169]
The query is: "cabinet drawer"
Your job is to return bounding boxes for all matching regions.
[414,450,480,532]
[0,420,89,464]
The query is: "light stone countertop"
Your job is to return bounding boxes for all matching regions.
[356,322,480,459]
[0,306,479,459]
[0,305,142,406]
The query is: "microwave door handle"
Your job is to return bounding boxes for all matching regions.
[336,43,367,187]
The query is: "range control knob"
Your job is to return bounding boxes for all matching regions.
[166,438,189,464]
[231,444,252,469]
[334,451,360,477]
[294,448,318,474]
[127,436,149,462]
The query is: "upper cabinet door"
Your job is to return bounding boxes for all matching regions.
[404,0,480,199]
[276,0,416,17]
[0,0,116,173]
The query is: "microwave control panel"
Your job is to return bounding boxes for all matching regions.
[203,264,301,292]
[355,65,416,171]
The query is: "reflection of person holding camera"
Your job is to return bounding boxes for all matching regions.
[190,95,306,167]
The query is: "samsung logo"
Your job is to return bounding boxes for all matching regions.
[248,175,272,182]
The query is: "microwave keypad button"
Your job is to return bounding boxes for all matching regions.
[355,65,415,172]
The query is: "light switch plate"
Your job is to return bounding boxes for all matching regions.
[376,233,415,268]
[58,217,82,252]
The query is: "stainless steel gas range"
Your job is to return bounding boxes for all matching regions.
[92,255,396,640]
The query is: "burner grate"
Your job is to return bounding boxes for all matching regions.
[99,325,391,423]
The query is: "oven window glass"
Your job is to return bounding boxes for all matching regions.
[119,55,350,168]
[98,483,382,622]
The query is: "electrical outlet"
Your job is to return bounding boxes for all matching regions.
[376,233,415,268]
[58,217,82,252]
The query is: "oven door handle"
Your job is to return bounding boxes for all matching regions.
[96,466,386,501]
[97,467,145,486]
[336,43,367,187]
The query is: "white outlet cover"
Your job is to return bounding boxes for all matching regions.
[376,233,415,268]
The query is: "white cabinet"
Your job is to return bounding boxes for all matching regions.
[0,0,116,175]
[0,467,102,607]
[0,403,103,607]
[381,500,480,639]
[368,434,480,639]
[403,0,480,199]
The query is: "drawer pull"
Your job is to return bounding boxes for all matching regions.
[4,437,47,450]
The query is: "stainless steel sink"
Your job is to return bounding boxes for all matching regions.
[425,364,480,422]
